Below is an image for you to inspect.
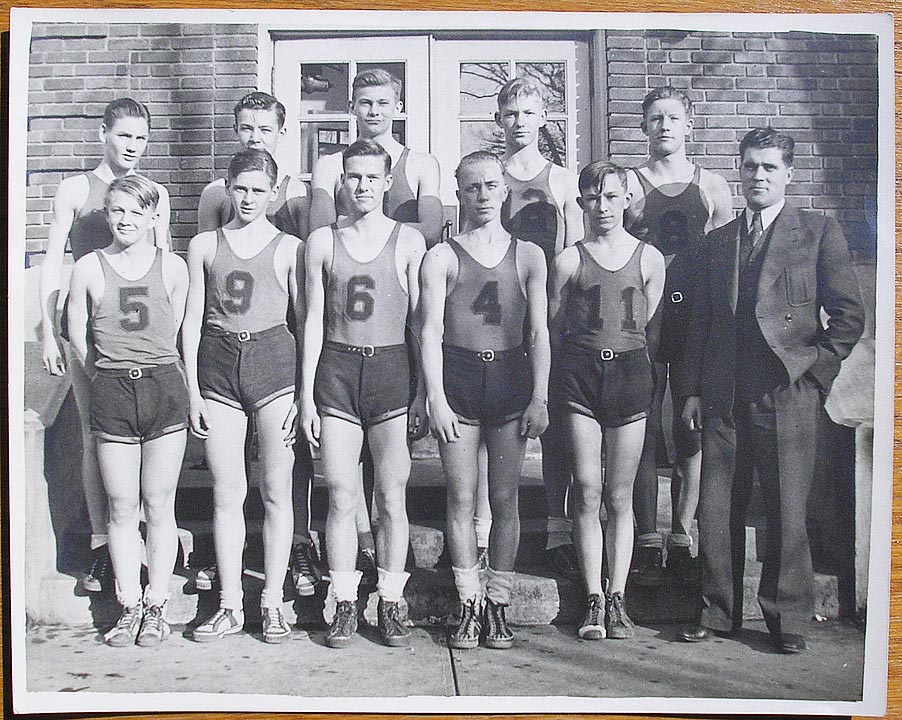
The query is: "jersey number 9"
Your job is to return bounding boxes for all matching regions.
[223,270,255,314]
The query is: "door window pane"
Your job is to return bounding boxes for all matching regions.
[460,62,509,115]
[299,120,351,174]
[460,120,505,157]
[516,62,566,113]
[357,61,407,104]
[539,120,567,166]
[300,63,349,115]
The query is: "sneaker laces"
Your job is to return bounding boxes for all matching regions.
[115,604,142,631]
[143,604,165,631]
[293,544,316,579]
[89,548,112,580]
[485,600,510,637]
[607,592,629,625]
[585,594,603,627]
[264,606,286,629]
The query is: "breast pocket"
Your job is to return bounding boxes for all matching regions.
[784,267,814,307]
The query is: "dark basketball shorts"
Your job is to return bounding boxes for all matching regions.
[314,341,410,427]
[90,362,189,443]
[198,324,296,413]
[557,345,654,428]
[443,344,532,427]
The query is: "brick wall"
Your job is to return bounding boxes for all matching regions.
[605,30,879,258]
[26,22,258,255]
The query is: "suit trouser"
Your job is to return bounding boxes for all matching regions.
[698,375,819,636]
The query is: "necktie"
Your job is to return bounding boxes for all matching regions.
[748,211,763,248]
[741,211,764,270]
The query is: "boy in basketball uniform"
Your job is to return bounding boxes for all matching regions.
[300,139,427,648]
[625,87,733,585]
[194,91,320,600]
[183,149,303,644]
[67,175,188,647]
[420,151,549,649]
[309,68,440,584]
[549,161,665,640]
[496,76,582,578]
[39,97,171,594]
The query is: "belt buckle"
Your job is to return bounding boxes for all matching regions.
[600,348,615,361]
[360,345,375,358]
[671,291,684,304]
[237,330,251,342]
[128,367,143,380]
[479,349,495,363]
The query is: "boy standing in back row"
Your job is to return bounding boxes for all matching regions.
[496,76,582,578]
[625,86,733,585]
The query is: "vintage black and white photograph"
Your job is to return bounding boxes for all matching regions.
[6,8,894,716]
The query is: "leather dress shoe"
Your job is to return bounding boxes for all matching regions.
[775,633,806,654]
[680,624,737,643]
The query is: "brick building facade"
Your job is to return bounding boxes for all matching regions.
[24,23,878,260]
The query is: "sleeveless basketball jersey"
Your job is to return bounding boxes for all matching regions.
[502,162,566,269]
[325,222,407,346]
[384,147,418,223]
[628,166,709,257]
[204,229,288,334]
[91,248,180,369]
[564,242,648,353]
[69,172,114,261]
[444,238,527,351]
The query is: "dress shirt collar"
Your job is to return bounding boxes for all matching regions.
[745,199,785,234]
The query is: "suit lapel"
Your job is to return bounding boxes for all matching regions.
[757,203,802,295]
[722,218,741,314]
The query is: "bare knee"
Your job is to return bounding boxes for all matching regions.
[574,483,603,516]
[328,483,358,518]
[604,483,633,518]
[107,495,140,527]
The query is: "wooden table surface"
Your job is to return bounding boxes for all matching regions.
[1,1,898,717]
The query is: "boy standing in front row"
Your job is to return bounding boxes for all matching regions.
[194,91,321,600]
[420,152,550,650]
[183,149,304,644]
[550,161,665,640]
[300,139,427,648]
[67,175,189,647]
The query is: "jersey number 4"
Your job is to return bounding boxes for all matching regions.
[346,275,375,321]
[223,270,255,314]
[471,281,502,326]
[119,286,149,331]
[587,285,638,331]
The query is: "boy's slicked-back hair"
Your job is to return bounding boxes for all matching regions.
[578,160,629,194]
[104,174,160,211]
[342,138,392,175]
[497,76,545,110]
[455,150,505,184]
[227,148,279,186]
[233,91,287,130]
[739,127,795,167]
[352,68,403,102]
[102,97,152,130]
[641,86,693,118]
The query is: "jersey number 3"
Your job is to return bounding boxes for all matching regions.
[223,270,255,314]
[346,275,375,321]
[119,286,149,331]
[472,281,502,326]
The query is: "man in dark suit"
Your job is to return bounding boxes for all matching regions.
[679,128,865,654]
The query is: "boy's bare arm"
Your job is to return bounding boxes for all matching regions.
[308,153,342,233]
[641,244,667,322]
[196,181,229,234]
[300,229,330,446]
[520,243,550,438]
[401,229,429,437]
[65,257,97,373]
[152,183,173,250]
[163,252,190,333]
[547,247,578,349]
[553,168,583,248]
[703,171,735,231]
[410,153,443,248]
[181,233,214,437]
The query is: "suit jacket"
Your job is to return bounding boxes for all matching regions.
[683,203,865,418]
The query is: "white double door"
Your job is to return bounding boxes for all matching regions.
[274,35,578,219]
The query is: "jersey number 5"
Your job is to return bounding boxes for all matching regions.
[223,270,255,314]
[472,281,502,326]
[346,275,375,321]
[587,285,638,331]
[119,286,149,331]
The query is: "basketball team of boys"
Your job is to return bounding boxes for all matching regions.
[42,68,864,655]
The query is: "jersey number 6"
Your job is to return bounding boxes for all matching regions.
[346,275,375,321]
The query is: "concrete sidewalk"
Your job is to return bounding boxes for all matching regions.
[24,617,864,703]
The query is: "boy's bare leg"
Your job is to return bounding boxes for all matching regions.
[367,415,411,573]
[320,416,366,573]
[440,425,481,569]
[67,347,109,537]
[474,442,491,552]
[569,413,605,596]
[204,401,249,609]
[604,418,647,594]
[255,394,296,604]
[484,421,527,572]
[141,430,187,596]
[673,449,702,539]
